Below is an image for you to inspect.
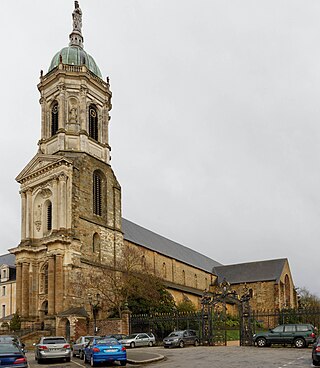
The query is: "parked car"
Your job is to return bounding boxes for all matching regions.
[0,342,28,367]
[34,336,71,363]
[147,332,156,345]
[119,333,155,348]
[163,330,199,348]
[312,337,320,366]
[105,334,127,341]
[83,336,127,366]
[253,323,317,348]
[0,335,26,353]
[72,335,95,359]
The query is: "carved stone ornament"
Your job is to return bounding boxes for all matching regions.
[40,188,52,199]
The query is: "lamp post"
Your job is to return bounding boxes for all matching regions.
[88,293,101,335]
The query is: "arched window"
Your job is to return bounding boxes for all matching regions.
[93,171,102,216]
[51,102,59,136]
[47,202,52,231]
[93,233,100,253]
[194,274,198,288]
[182,270,186,285]
[89,105,98,140]
[162,262,167,279]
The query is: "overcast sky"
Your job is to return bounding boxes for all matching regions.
[1,0,320,297]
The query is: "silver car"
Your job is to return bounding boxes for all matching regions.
[72,335,94,359]
[34,336,71,363]
[119,333,154,348]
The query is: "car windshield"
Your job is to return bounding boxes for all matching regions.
[43,338,66,344]
[84,337,93,342]
[0,337,15,343]
[95,338,118,345]
[126,334,137,339]
[168,332,182,337]
[0,343,20,353]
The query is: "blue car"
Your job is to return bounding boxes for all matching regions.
[83,337,127,366]
[0,342,28,367]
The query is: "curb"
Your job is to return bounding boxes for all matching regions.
[127,354,165,365]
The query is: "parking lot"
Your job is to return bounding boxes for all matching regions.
[26,345,316,368]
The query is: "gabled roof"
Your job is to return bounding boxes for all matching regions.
[213,258,288,284]
[122,218,221,273]
[0,254,15,267]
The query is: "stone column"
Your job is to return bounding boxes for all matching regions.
[25,189,32,239]
[16,263,22,315]
[52,177,58,230]
[54,255,64,313]
[20,191,27,240]
[59,174,67,229]
[21,263,29,317]
[48,256,55,315]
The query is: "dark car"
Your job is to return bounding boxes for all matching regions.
[163,330,199,348]
[0,342,28,367]
[312,337,320,366]
[0,335,26,353]
[253,323,317,348]
[83,337,127,366]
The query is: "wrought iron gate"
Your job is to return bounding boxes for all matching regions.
[201,280,253,346]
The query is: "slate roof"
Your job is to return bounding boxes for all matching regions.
[0,254,15,267]
[122,218,222,272]
[213,258,287,284]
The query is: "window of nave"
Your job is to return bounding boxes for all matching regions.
[51,101,59,136]
[89,104,98,141]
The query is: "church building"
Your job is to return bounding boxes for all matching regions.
[8,2,297,338]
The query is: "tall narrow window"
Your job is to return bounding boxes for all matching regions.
[93,233,100,253]
[47,202,52,231]
[93,172,102,216]
[51,102,59,136]
[2,286,5,296]
[2,305,5,318]
[89,105,98,140]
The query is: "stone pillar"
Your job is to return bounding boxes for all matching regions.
[25,189,32,239]
[20,191,27,240]
[59,174,67,229]
[52,177,58,230]
[16,263,22,315]
[21,263,29,317]
[55,255,64,313]
[29,263,38,318]
[48,256,55,315]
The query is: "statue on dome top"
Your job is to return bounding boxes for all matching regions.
[72,1,82,33]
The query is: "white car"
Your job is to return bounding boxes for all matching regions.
[119,333,154,348]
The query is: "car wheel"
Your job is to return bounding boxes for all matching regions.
[148,341,153,347]
[120,360,127,366]
[79,350,84,360]
[130,342,135,348]
[83,352,87,363]
[90,356,96,367]
[38,357,44,364]
[72,350,76,357]
[179,340,184,348]
[293,338,305,348]
[256,337,267,347]
[194,339,199,347]
[313,359,320,366]
[66,357,71,362]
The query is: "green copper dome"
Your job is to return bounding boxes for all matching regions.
[49,46,102,78]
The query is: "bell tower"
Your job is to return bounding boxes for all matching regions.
[10,2,123,333]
